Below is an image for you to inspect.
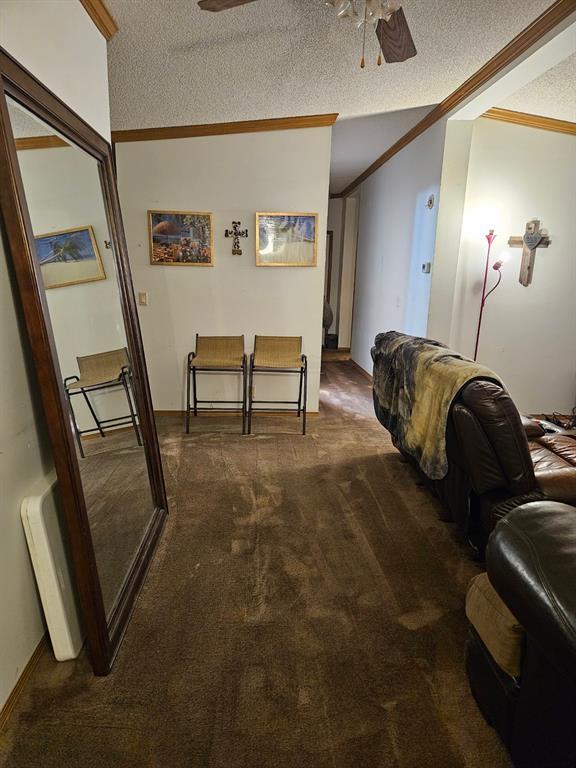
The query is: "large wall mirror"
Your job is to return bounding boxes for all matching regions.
[0,49,167,674]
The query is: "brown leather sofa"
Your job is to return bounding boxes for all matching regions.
[444,379,576,554]
[465,501,576,768]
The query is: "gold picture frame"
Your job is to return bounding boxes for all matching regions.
[34,225,106,289]
[148,210,214,266]
[256,212,318,267]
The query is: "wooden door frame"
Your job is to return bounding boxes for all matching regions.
[325,229,334,304]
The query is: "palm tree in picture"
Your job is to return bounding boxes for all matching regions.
[51,236,82,263]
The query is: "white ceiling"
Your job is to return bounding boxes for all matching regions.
[7,99,55,138]
[498,53,576,121]
[330,104,433,193]
[106,0,552,131]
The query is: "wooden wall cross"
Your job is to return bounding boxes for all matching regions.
[225,221,248,256]
[508,219,551,287]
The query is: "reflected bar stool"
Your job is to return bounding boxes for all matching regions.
[64,347,142,459]
[248,336,307,435]
[186,335,247,434]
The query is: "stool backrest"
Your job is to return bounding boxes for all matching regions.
[253,335,302,368]
[76,347,128,384]
[196,335,244,359]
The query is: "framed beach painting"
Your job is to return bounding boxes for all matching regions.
[34,225,106,289]
[148,210,214,266]
[256,213,318,267]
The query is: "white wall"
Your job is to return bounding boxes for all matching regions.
[116,128,332,413]
[0,0,110,141]
[350,119,447,373]
[446,118,576,412]
[427,119,475,344]
[17,145,127,431]
[0,239,50,711]
[0,0,110,712]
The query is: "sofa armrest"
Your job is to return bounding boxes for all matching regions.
[536,467,576,505]
[487,501,576,679]
[521,415,546,439]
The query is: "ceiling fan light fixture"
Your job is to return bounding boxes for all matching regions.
[334,0,358,19]
[326,0,415,67]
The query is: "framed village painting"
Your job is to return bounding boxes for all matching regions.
[34,225,106,289]
[148,210,214,266]
[256,213,318,267]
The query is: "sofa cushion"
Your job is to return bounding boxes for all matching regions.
[466,572,525,678]
[538,435,576,466]
[530,436,576,503]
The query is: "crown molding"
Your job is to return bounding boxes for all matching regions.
[79,0,118,41]
[15,135,69,150]
[340,0,576,197]
[111,113,339,143]
[483,107,576,135]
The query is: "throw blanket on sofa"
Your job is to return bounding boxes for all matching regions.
[372,331,501,480]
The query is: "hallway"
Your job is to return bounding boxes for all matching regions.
[0,362,509,768]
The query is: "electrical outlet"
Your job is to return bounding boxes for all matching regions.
[138,291,148,306]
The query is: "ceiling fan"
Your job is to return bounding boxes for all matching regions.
[197,0,416,67]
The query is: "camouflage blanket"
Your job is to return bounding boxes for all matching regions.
[372,331,501,480]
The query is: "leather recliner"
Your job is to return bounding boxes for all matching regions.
[445,379,576,553]
[466,501,576,768]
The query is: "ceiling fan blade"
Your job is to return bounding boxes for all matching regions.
[198,0,257,10]
[376,8,417,63]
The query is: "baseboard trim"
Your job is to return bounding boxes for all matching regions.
[348,359,373,382]
[0,635,47,732]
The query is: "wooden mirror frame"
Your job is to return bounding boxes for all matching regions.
[0,48,168,676]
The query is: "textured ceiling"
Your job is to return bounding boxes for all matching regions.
[8,99,56,138]
[330,104,433,193]
[106,0,552,131]
[498,53,576,121]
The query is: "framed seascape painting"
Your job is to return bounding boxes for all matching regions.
[148,210,214,266]
[256,213,318,267]
[35,226,106,289]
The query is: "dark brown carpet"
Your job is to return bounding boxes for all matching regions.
[0,362,510,767]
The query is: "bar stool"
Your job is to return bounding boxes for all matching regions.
[64,347,141,459]
[248,336,307,435]
[186,335,247,434]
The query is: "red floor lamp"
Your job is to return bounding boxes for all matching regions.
[473,230,506,361]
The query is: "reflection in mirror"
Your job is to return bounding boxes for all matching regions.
[7,97,155,617]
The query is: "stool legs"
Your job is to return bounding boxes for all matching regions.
[247,355,255,435]
[185,353,193,434]
[186,357,247,435]
[242,355,247,435]
[66,388,85,459]
[121,369,142,446]
[81,388,105,438]
[192,367,198,417]
[302,356,308,436]
[248,355,308,435]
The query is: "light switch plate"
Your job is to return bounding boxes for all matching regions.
[138,291,148,306]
